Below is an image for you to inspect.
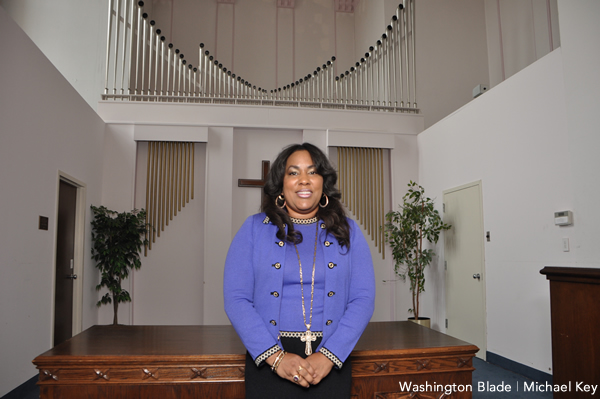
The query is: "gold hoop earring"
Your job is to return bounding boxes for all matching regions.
[276,194,286,209]
[319,194,329,208]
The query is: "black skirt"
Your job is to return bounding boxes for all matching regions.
[245,336,352,399]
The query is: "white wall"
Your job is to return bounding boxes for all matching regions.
[356,0,489,130]
[146,0,353,90]
[132,142,206,325]
[354,0,384,58]
[556,0,600,267]
[485,0,560,87]
[357,0,560,129]
[0,0,107,112]
[414,0,490,129]
[203,126,235,324]
[0,7,105,396]
[418,48,578,374]
[418,0,600,367]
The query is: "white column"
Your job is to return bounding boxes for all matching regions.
[303,129,327,154]
[203,127,234,324]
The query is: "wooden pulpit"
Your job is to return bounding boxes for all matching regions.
[33,321,478,398]
[540,267,600,398]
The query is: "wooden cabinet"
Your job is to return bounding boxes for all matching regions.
[540,267,600,398]
[33,322,478,398]
[350,322,477,398]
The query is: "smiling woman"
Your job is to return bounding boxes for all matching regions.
[223,143,376,398]
[262,143,351,248]
[281,150,324,219]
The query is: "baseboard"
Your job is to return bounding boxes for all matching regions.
[486,351,553,384]
[1,375,37,399]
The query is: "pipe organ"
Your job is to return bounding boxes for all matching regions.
[337,147,386,258]
[145,142,195,255]
[102,0,417,113]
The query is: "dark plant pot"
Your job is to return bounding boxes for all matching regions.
[408,317,431,328]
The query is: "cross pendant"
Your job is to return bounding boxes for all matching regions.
[300,329,316,356]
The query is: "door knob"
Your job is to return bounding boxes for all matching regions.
[67,274,78,280]
[472,273,481,280]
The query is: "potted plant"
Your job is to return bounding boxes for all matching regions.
[384,181,451,327]
[90,205,149,325]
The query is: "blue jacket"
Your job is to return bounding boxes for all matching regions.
[223,213,375,368]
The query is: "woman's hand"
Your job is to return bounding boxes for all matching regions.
[267,352,316,387]
[305,352,334,384]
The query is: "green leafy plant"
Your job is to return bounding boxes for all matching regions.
[90,205,149,325]
[384,181,451,320]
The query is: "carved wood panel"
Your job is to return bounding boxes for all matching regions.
[352,356,473,377]
[39,365,245,385]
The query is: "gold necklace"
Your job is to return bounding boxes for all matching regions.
[293,222,319,356]
[290,216,318,225]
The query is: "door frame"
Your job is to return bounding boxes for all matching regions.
[52,172,87,342]
[443,180,487,358]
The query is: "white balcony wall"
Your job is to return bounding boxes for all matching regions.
[0,0,108,110]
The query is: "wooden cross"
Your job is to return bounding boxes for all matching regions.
[238,160,270,188]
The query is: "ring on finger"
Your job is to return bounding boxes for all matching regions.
[293,375,300,383]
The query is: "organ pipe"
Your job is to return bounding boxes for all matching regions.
[144,142,196,254]
[336,146,386,258]
[103,0,416,114]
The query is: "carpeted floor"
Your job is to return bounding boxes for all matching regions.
[3,359,552,398]
[472,357,552,398]
[1,376,37,399]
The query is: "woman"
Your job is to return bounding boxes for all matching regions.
[224,143,375,398]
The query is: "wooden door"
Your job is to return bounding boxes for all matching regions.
[54,180,77,346]
[443,181,486,359]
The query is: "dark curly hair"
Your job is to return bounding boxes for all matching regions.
[262,143,350,249]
